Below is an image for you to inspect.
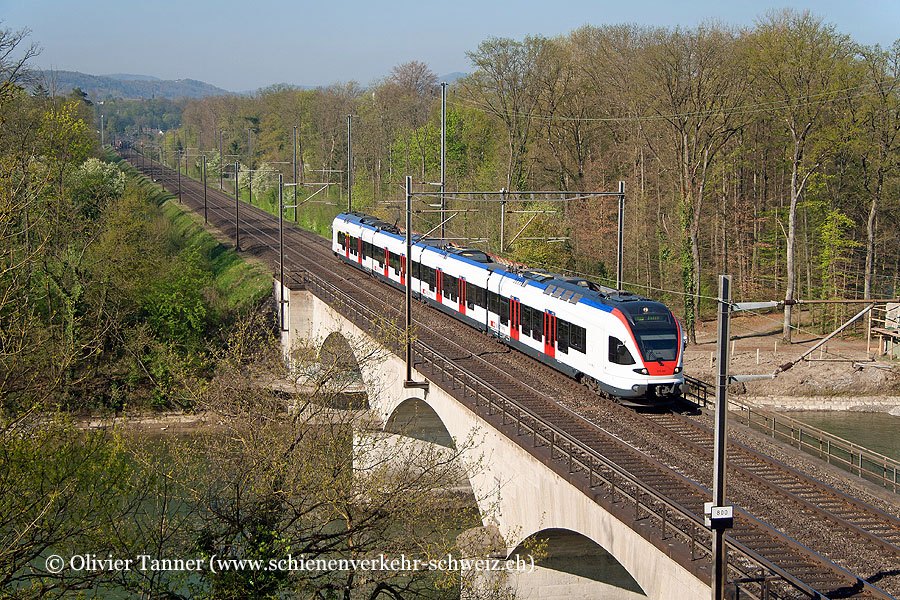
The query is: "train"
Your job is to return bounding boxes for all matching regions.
[332,212,684,406]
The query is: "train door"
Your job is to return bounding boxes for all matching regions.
[436,269,443,304]
[509,298,520,341]
[543,311,556,358]
[459,277,466,315]
[400,256,406,286]
[357,238,362,265]
[383,248,389,278]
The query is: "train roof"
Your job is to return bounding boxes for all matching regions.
[336,212,665,311]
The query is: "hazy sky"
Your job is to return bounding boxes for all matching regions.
[2,0,898,92]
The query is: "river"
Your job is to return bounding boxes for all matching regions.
[787,410,900,461]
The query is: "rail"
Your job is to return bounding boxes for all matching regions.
[684,375,900,494]
[292,269,865,600]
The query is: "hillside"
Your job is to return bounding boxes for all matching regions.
[33,70,231,100]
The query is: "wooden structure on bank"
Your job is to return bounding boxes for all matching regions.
[869,303,900,359]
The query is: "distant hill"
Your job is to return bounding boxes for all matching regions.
[33,70,231,100]
[439,72,468,84]
[102,73,162,81]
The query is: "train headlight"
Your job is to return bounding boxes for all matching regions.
[674,367,682,374]
[633,368,649,375]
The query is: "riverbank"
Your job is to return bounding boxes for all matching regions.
[685,310,900,411]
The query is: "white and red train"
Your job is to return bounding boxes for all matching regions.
[332,212,684,405]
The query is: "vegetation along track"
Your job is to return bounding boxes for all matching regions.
[126,151,898,599]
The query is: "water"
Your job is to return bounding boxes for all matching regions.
[786,410,900,461]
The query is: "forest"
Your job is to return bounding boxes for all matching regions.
[2,23,494,600]
[128,10,900,344]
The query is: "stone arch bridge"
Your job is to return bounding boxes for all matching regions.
[275,275,711,600]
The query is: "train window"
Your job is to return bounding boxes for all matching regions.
[446,275,458,302]
[465,282,477,309]
[426,266,435,289]
[520,305,531,336]
[389,252,401,273]
[374,248,382,268]
[471,283,484,309]
[488,291,499,315]
[570,324,586,354]
[557,319,569,354]
[500,296,509,325]
[608,336,635,364]
[532,311,543,342]
[338,231,346,247]
[348,236,357,255]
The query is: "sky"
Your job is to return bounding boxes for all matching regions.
[2,0,898,92]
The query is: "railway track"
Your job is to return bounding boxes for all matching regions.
[125,151,899,599]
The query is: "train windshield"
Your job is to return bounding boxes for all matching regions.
[622,305,679,362]
[634,330,679,362]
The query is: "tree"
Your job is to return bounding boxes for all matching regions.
[464,36,549,190]
[749,10,852,341]
[639,23,748,343]
[0,22,39,109]
[856,41,900,299]
[113,313,495,599]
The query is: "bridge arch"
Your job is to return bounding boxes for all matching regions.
[288,330,370,409]
[508,528,646,599]
[384,397,455,448]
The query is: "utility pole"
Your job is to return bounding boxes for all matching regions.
[617,181,625,290]
[347,114,352,212]
[278,174,286,332]
[440,81,447,240]
[293,125,298,223]
[218,130,223,190]
[403,175,428,391]
[709,274,735,600]
[177,151,182,204]
[234,160,240,250]
[202,154,208,224]
[499,188,507,253]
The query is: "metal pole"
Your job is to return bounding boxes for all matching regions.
[248,128,253,206]
[712,274,732,600]
[293,125,298,223]
[406,175,412,382]
[500,188,507,253]
[100,114,104,146]
[177,151,182,204]
[440,81,447,240]
[347,114,352,212]
[218,130,223,190]
[617,180,625,290]
[202,154,208,224]
[279,174,285,331]
[234,160,240,250]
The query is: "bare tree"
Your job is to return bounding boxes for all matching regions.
[639,23,748,342]
[857,41,900,300]
[464,36,549,190]
[749,10,851,341]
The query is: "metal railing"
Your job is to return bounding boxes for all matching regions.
[292,268,867,600]
[684,375,900,493]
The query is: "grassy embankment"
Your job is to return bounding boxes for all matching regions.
[114,151,272,311]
